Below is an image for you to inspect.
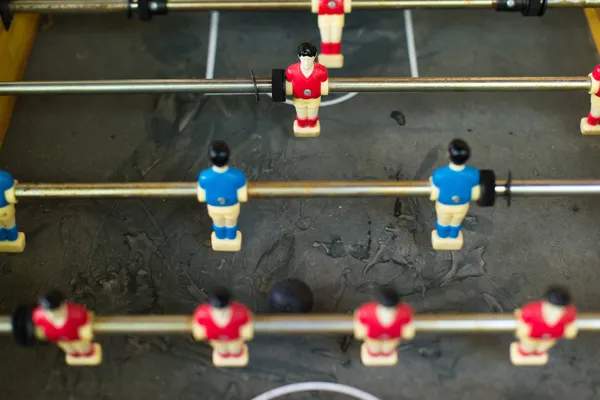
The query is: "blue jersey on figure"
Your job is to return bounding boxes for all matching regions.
[198,141,247,250]
[0,170,15,208]
[430,139,481,250]
[198,167,246,207]
[432,165,479,205]
[0,170,20,245]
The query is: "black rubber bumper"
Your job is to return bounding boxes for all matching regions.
[271,69,287,103]
[477,169,497,207]
[496,0,547,16]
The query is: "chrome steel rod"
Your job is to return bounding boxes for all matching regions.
[1,314,600,334]
[0,79,271,95]
[0,77,590,95]
[0,317,11,333]
[13,180,600,199]
[8,0,600,13]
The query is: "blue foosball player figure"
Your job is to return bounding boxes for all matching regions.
[197,141,247,252]
[0,171,25,253]
[429,139,480,251]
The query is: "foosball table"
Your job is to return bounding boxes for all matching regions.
[0,1,599,399]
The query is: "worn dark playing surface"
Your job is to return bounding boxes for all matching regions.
[0,9,599,400]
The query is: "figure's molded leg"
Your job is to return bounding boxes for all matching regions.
[294,120,321,137]
[6,225,18,241]
[320,42,332,55]
[213,344,249,367]
[318,54,344,68]
[0,231,25,253]
[212,223,227,239]
[66,343,102,366]
[318,28,344,68]
[225,225,238,240]
[435,221,451,238]
[448,225,462,239]
[581,117,600,135]
[360,343,398,366]
[295,116,308,128]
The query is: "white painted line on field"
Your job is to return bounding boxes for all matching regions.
[205,11,220,80]
[404,10,419,78]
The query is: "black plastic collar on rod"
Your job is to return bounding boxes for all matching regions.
[496,0,548,16]
[136,0,168,21]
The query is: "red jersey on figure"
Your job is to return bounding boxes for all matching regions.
[357,302,413,340]
[193,302,251,341]
[33,303,90,342]
[318,0,345,14]
[592,65,600,96]
[285,63,328,100]
[520,301,577,340]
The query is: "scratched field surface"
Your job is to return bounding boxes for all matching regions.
[0,9,598,400]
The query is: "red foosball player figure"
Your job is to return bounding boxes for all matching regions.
[511,286,577,366]
[192,289,254,367]
[353,288,415,366]
[312,0,351,68]
[581,65,600,135]
[286,42,329,138]
[32,291,102,366]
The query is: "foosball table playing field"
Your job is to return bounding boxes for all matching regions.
[0,2,600,399]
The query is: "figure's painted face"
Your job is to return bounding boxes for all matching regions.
[299,55,315,70]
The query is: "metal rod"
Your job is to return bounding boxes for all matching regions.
[0,79,271,95]
[8,0,600,13]
[0,77,590,95]
[1,313,600,335]
[13,180,600,199]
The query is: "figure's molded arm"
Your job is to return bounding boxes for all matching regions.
[564,322,578,339]
[5,184,16,204]
[590,73,600,95]
[286,80,293,96]
[402,321,416,340]
[192,323,207,341]
[241,321,254,340]
[514,309,530,338]
[311,0,319,13]
[353,313,366,339]
[34,326,46,341]
[79,322,94,341]
[515,321,531,339]
[321,79,329,96]
[471,184,481,202]
[345,0,352,13]
[237,183,248,203]
[429,177,439,201]
[197,184,206,203]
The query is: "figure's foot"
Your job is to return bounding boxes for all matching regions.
[432,230,463,251]
[581,117,600,135]
[293,120,320,138]
[510,342,548,366]
[66,343,102,366]
[318,54,344,69]
[211,231,242,252]
[0,232,25,253]
[360,344,398,366]
[213,345,249,367]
